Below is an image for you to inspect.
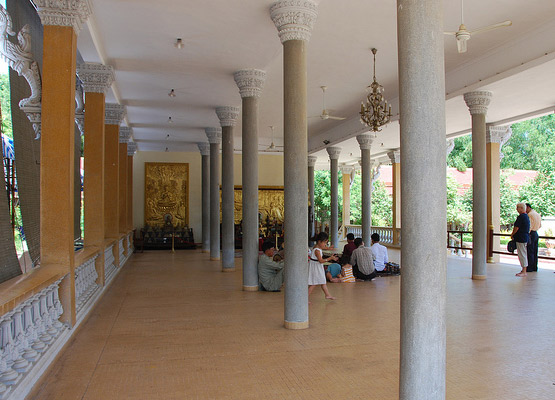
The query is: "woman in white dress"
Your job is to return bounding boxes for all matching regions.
[308,232,338,301]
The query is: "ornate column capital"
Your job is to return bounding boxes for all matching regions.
[215,106,240,127]
[198,142,210,156]
[205,127,222,144]
[77,63,115,94]
[105,103,125,125]
[307,155,317,167]
[270,0,318,43]
[340,165,354,175]
[387,150,400,164]
[75,112,85,136]
[127,141,137,156]
[326,146,341,160]
[34,0,92,35]
[463,90,493,115]
[487,125,512,145]
[356,134,373,150]
[119,126,131,143]
[234,69,266,98]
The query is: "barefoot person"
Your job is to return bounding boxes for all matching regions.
[511,202,530,277]
[308,232,337,301]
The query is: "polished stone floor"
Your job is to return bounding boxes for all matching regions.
[29,250,554,399]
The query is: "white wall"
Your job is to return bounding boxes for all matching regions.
[133,152,284,239]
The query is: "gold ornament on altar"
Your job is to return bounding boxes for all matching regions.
[144,162,189,227]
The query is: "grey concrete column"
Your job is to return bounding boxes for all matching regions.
[216,107,240,272]
[271,0,317,330]
[397,0,447,398]
[326,147,341,249]
[308,155,317,246]
[464,91,492,280]
[234,69,266,290]
[356,134,373,246]
[198,142,211,253]
[206,127,222,260]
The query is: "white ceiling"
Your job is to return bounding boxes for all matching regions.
[77,0,555,168]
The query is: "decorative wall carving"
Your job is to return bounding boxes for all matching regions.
[144,163,189,227]
[229,187,284,225]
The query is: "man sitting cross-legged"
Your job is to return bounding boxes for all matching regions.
[348,237,377,281]
[258,241,284,291]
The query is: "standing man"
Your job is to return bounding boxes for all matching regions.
[511,202,530,277]
[526,203,541,272]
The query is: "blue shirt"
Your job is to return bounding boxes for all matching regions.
[514,213,530,243]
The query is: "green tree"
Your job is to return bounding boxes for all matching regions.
[0,73,12,137]
[499,172,519,227]
[518,158,555,217]
[371,180,392,226]
[313,169,343,225]
[502,114,555,170]
[447,172,471,228]
[447,134,472,171]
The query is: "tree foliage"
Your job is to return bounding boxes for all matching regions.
[519,159,555,217]
[0,74,12,137]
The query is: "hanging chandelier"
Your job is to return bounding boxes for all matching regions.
[360,48,392,132]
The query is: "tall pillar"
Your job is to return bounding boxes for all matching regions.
[104,104,125,268]
[234,69,266,290]
[356,134,373,246]
[464,91,492,280]
[326,147,341,249]
[308,155,317,246]
[340,166,353,235]
[77,62,114,286]
[271,0,317,330]
[119,127,130,249]
[197,142,211,253]
[127,142,136,232]
[486,125,512,263]
[397,0,447,398]
[388,150,401,245]
[206,127,222,260]
[216,106,240,272]
[36,0,91,327]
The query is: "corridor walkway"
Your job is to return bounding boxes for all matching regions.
[30,251,554,399]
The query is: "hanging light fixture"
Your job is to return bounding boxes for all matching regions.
[168,89,176,97]
[174,38,184,49]
[360,48,392,132]
[168,116,173,124]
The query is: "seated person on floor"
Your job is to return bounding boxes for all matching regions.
[325,262,342,283]
[349,237,377,281]
[258,241,284,292]
[371,233,389,272]
[340,233,357,264]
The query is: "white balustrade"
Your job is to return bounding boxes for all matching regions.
[118,238,125,266]
[75,254,100,315]
[344,225,400,245]
[104,244,116,284]
[0,279,66,396]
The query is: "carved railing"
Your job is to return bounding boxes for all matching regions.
[0,279,66,398]
[104,244,117,285]
[343,225,400,245]
[118,238,125,266]
[75,254,99,316]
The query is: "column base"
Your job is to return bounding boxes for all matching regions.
[222,268,235,272]
[284,320,309,330]
[210,257,220,261]
[486,257,495,263]
[472,274,487,280]
[202,250,209,253]
[243,285,258,292]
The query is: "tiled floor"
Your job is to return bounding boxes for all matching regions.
[29,250,554,399]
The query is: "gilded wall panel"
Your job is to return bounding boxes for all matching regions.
[226,186,284,225]
[144,162,189,227]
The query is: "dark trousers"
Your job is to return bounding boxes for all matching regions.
[527,230,539,272]
[353,264,377,281]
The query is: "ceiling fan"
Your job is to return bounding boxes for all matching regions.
[309,86,346,121]
[259,126,283,152]
[444,0,512,53]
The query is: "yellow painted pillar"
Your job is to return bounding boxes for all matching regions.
[127,145,135,232]
[388,151,401,245]
[77,63,114,286]
[340,166,353,236]
[104,104,126,266]
[486,125,512,263]
[36,0,91,327]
